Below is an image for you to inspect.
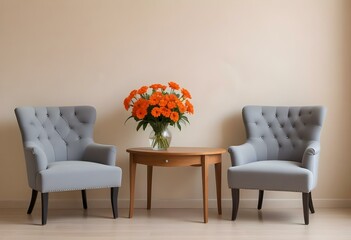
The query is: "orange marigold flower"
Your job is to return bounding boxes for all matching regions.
[177,101,186,113]
[136,108,147,119]
[159,99,167,107]
[123,96,132,110]
[167,101,176,110]
[138,86,148,95]
[170,111,179,122]
[168,81,180,90]
[169,94,178,101]
[185,100,194,114]
[134,98,149,109]
[159,95,169,107]
[181,88,192,99]
[153,91,163,99]
[149,96,159,105]
[151,107,162,117]
[132,106,137,117]
[150,84,162,90]
[150,84,167,90]
[161,107,171,117]
[129,89,138,98]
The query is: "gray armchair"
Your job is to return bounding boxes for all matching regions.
[15,106,122,225]
[227,106,326,224]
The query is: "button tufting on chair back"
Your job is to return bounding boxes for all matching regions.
[243,106,325,162]
[15,106,96,162]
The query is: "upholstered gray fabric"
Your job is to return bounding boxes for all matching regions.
[83,143,117,166]
[38,161,122,193]
[15,106,95,163]
[15,106,122,192]
[227,160,313,192]
[228,106,326,193]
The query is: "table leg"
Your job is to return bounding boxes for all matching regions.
[129,155,137,218]
[201,156,209,223]
[147,165,153,210]
[214,161,222,215]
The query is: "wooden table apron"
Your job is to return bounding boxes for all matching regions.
[127,147,226,223]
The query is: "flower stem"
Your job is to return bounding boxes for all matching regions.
[150,123,171,150]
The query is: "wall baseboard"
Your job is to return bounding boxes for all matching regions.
[1,198,351,209]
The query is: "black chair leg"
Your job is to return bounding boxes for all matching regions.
[27,189,38,214]
[41,193,49,225]
[309,192,315,214]
[257,190,264,210]
[302,192,309,225]
[81,190,88,209]
[231,188,240,221]
[111,187,119,219]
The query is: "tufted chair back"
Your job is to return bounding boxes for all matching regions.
[15,106,96,162]
[243,106,326,162]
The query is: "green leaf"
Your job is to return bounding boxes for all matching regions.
[177,121,181,130]
[182,116,190,124]
[142,122,148,130]
[136,121,144,131]
[124,116,134,124]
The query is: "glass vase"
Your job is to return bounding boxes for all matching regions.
[148,124,172,150]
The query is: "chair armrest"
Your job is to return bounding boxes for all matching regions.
[228,142,257,166]
[24,142,48,172]
[23,142,48,189]
[302,141,321,173]
[83,143,117,166]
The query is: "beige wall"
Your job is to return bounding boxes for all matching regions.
[0,0,350,207]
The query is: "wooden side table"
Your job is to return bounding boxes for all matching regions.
[126,147,226,223]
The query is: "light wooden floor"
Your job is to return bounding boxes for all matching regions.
[0,208,350,240]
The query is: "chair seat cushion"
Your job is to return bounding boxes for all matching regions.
[227,160,314,192]
[37,161,122,192]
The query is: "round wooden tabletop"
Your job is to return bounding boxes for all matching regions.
[126,147,227,156]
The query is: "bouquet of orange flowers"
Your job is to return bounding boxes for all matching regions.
[124,82,194,150]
